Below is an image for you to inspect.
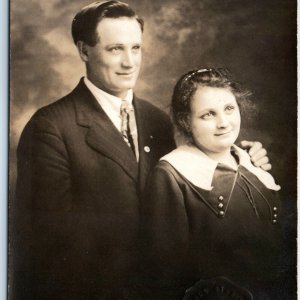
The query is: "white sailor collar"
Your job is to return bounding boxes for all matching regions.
[160,144,281,191]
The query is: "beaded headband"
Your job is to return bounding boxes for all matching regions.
[183,68,213,82]
[182,68,232,84]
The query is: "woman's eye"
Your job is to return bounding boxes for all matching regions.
[225,105,235,112]
[201,112,214,120]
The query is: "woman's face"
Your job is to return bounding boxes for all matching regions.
[189,86,241,157]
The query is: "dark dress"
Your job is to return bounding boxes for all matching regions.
[141,145,283,300]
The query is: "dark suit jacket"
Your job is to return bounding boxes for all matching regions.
[12,79,176,300]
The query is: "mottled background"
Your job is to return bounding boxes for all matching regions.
[10,0,297,294]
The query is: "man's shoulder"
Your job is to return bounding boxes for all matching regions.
[34,93,74,119]
[31,80,88,122]
[134,96,171,122]
[135,96,165,111]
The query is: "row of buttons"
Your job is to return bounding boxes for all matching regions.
[217,196,225,218]
[217,196,279,224]
[272,206,278,224]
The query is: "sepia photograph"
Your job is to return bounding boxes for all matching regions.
[9,0,297,299]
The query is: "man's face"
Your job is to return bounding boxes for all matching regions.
[86,17,142,99]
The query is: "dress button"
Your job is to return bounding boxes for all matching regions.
[218,196,224,201]
[272,219,277,224]
[144,146,150,153]
[273,214,278,218]
[219,210,225,217]
[218,203,224,209]
[273,207,277,211]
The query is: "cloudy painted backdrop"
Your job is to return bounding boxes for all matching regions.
[11,1,296,204]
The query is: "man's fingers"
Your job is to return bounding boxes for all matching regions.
[252,156,269,167]
[240,140,254,149]
[248,141,263,156]
[251,148,267,162]
[260,163,272,171]
[240,140,263,156]
[240,140,271,171]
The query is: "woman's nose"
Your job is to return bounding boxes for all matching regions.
[217,113,229,128]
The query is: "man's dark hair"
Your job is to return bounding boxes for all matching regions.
[72,1,144,46]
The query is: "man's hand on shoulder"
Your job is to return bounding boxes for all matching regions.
[240,140,272,171]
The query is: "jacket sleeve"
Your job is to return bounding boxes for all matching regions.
[16,111,72,210]
[140,162,190,295]
[13,111,75,298]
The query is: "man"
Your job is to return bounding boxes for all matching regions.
[12,1,270,299]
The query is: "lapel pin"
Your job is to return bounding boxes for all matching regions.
[144,146,150,153]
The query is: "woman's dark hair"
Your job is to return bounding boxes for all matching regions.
[171,68,253,137]
[72,1,144,46]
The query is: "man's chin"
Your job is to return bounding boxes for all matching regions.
[117,82,137,91]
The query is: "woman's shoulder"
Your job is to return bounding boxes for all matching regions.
[153,160,182,179]
[159,145,216,191]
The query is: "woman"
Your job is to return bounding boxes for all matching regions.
[141,68,283,299]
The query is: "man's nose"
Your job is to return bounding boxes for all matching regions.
[122,50,134,67]
[217,113,229,128]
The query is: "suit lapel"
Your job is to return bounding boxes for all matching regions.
[134,97,156,192]
[72,79,138,182]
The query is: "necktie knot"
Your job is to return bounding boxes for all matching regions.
[121,101,133,114]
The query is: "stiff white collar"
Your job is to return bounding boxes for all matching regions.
[84,77,133,131]
[160,144,280,191]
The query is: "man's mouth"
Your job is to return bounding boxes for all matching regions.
[116,72,135,76]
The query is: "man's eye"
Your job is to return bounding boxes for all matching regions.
[109,47,122,53]
[201,112,214,120]
[132,45,141,52]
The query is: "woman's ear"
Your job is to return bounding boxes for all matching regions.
[76,41,89,62]
[178,115,192,137]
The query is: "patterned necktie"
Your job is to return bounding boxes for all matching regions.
[120,100,139,161]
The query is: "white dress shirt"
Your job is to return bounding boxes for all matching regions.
[84,77,134,133]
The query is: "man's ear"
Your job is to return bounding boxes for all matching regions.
[76,41,89,62]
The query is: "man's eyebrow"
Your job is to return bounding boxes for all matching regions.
[104,42,142,48]
[105,43,124,47]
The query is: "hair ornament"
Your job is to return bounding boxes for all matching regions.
[183,68,212,82]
